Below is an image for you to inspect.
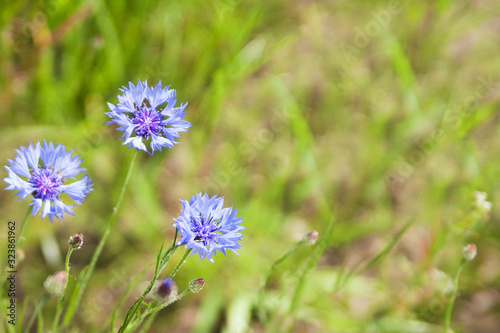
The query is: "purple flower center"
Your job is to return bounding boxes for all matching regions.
[28,166,65,201]
[190,214,222,247]
[132,103,165,139]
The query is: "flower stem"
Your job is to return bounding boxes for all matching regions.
[152,289,190,312]
[118,242,179,332]
[108,257,156,331]
[52,247,74,331]
[17,206,32,248]
[131,289,191,333]
[444,258,466,332]
[63,150,138,326]
[25,293,50,332]
[170,249,192,279]
[257,239,305,322]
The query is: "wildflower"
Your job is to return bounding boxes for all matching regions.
[106,80,191,154]
[463,244,477,261]
[155,277,178,299]
[44,271,67,297]
[173,193,244,262]
[4,141,93,223]
[189,278,205,293]
[68,233,84,250]
[473,191,492,217]
[303,230,319,245]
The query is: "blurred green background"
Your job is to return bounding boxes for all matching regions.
[1,0,500,332]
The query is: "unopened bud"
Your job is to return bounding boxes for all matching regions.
[68,233,84,250]
[43,271,66,297]
[463,244,477,261]
[303,231,319,245]
[156,277,178,299]
[189,278,205,293]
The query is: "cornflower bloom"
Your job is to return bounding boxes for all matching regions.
[4,141,93,223]
[173,193,244,262]
[106,80,191,154]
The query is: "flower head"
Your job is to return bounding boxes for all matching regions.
[303,230,319,245]
[189,278,205,293]
[106,80,191,154]
[463,244,477,261]
[68,233,84,250]
[4,141,93,223]
[155,277,178,299]
[173,193,244,262]
[44,271,67,297]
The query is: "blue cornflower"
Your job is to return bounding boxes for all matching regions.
[173,193,244,262]
[106,80,191,154]
[4,141,93,223]
[156,277,177,299]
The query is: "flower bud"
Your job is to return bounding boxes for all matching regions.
[43,271,67,297]
[68,233,84,250]
[303,231,319,245]
[189,278,205,293]
[156,277,178,299]
[463,244,477,261]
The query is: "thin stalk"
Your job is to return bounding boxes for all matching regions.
[132,289,191,333]
[151,289,190,312]
[138,309,159,333]
[335,219,413,291]
[52,247,74,331]
[288,216,336,317]
[444,258,466,332]
[118,243,179,332]
[108,258,156,331]
[125,299,158,333]
[257,239,304,322]
[169,249,192,279]
[63,151,138,325]
[17,206,32,248]
[26,294,50,332]
[261,241,304,292]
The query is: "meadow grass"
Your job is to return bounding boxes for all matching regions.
[1,0,500,332]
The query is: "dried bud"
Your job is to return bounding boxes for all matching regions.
[68,233,84,250]
[189,278,205,293]
[303,231,319,245]
[463,244,477,261]
[43,271,67,297]
[156,277,178,299]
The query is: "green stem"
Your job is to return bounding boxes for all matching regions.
[256,240,305,323]
[52,247,74,331]
[138,309,159,333]
[335,219,413,291]
[17,206,32,248]
[261,241,304,291]
[287,217,336,323]
[118,243,179,332]
[444,258,466,332]
[108,257,156,331]
[151,289,190,312]
[132,289,191,333]
[26,294,50,333]
[169,249,192,279]
[63,151,138,326]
